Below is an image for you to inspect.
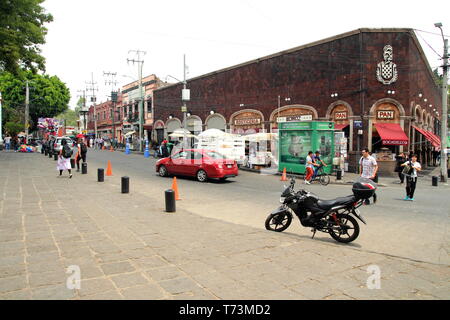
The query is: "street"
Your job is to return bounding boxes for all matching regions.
[0,150,449,300]
[86,149,450,265]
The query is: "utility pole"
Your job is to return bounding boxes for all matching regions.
[127,50,146,152]
[25,80,29,143]
[103,71,118,141]
[182,54,190,149]
[435,23,448,183]
[86,73,98,138]
[76,90,88,133]
[0,92,3,147]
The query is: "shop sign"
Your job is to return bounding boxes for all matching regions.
[335,112,347,120]
[277,115,312,122]
[354,120,362,128]
[234,118,261,125]
[377,110,394,119]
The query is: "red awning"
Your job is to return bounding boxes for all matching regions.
[334,124,349,130]
[374,123,409,145]
[413,126,440,149]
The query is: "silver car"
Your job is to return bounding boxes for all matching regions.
[53,137,75,154]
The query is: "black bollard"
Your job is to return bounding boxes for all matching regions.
[70,158,75,169]
[336,169,342,180]
[81,162,87,174]
[165,189,176,212]
[49,152,52,158]
[54,154,58,161]
[121,176,129,193]
[45,149,48,156]
[98,168,104,182]
[432,176,438,187]
[41,147,44,154]
[448,169,450,179]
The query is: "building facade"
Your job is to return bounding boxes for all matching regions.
[153,28,442,173]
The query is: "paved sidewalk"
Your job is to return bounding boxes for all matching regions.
[0,152,448,300]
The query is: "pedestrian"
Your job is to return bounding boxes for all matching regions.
[13,136,19,152]
[57,139,73,178]
[304,151,317,184]
[311,150,327,180]
[161,142,169,158]
[401,154,421,201]
[90,137,93,148]
[4,136,11,151]
[395,152,406,184]
[359,148,378,204]
[75,138,87,172]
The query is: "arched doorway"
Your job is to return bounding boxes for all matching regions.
[230,109,265,134]
[205,113,226,131]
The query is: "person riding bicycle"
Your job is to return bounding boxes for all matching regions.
[312,151,327,180]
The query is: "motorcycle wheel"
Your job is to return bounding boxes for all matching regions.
[319,174,330,186]
[265,212,292,232]
[328,213,360,243]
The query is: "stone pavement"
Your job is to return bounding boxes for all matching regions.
[0,151,449,300]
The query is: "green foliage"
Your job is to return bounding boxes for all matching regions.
[0,70,71,131]
[4,121,23,137]
[0,0,53,74]
[56,108,78,127]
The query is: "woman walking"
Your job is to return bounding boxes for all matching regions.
[57,139,73,178]
[401,154,421,201]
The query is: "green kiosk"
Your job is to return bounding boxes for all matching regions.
[278,121,335,175]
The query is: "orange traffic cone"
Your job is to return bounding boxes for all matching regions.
[280,167,287,181]
[106,160,112,176]
[171,177,180,200]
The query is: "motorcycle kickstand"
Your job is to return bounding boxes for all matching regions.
[311,228,317,239]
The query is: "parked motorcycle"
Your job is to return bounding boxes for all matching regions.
[265,176,376,243]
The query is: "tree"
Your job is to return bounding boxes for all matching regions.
[4,121,23,137]
[56,109,78,127]
[0,70,70,131]
[0,0,53,74]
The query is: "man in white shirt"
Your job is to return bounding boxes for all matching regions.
[359,148,378,203]
[304,151,318,184]
[4,136,11,151]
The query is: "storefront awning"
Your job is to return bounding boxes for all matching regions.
[413,126,440,149]
[334,124,349,130]
[374,123,408,145]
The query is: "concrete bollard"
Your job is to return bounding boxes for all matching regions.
[432,176,438,187]
[98,168,104,182]
[81,162,87,174]
[165,189,176,212]
[121,176,129,193]
[336,169,342,180]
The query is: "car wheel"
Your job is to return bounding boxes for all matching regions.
[158,165,168,177]
[196,169,208,182]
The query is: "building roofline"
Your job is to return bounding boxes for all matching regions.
[155,28,420,92]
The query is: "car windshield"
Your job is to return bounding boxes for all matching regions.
[205,151,226,159]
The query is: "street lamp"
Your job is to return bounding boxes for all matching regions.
[434,22,448,183]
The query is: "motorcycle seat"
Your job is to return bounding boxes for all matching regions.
[317,195,357,211]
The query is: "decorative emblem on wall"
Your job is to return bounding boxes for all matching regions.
[376,45,398,85]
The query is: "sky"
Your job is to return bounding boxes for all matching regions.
[40,0,450,110]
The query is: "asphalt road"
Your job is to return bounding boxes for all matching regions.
[84,149,450,265]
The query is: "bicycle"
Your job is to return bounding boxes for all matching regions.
[311,164,330,186]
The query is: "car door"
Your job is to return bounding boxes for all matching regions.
[169,151,187,175]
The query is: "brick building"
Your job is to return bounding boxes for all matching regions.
[153,28,442,173]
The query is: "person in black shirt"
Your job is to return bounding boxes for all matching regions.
[394,152,406,184]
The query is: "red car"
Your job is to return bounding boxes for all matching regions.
[156,149,238,182]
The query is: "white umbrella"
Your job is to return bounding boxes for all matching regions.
[198,128,235,138]
[244,132,278,141]
[169,128,197,139]
[124,131,135,137]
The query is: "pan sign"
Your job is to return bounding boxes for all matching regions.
[377,110,394,119]
[335,112,347,120]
